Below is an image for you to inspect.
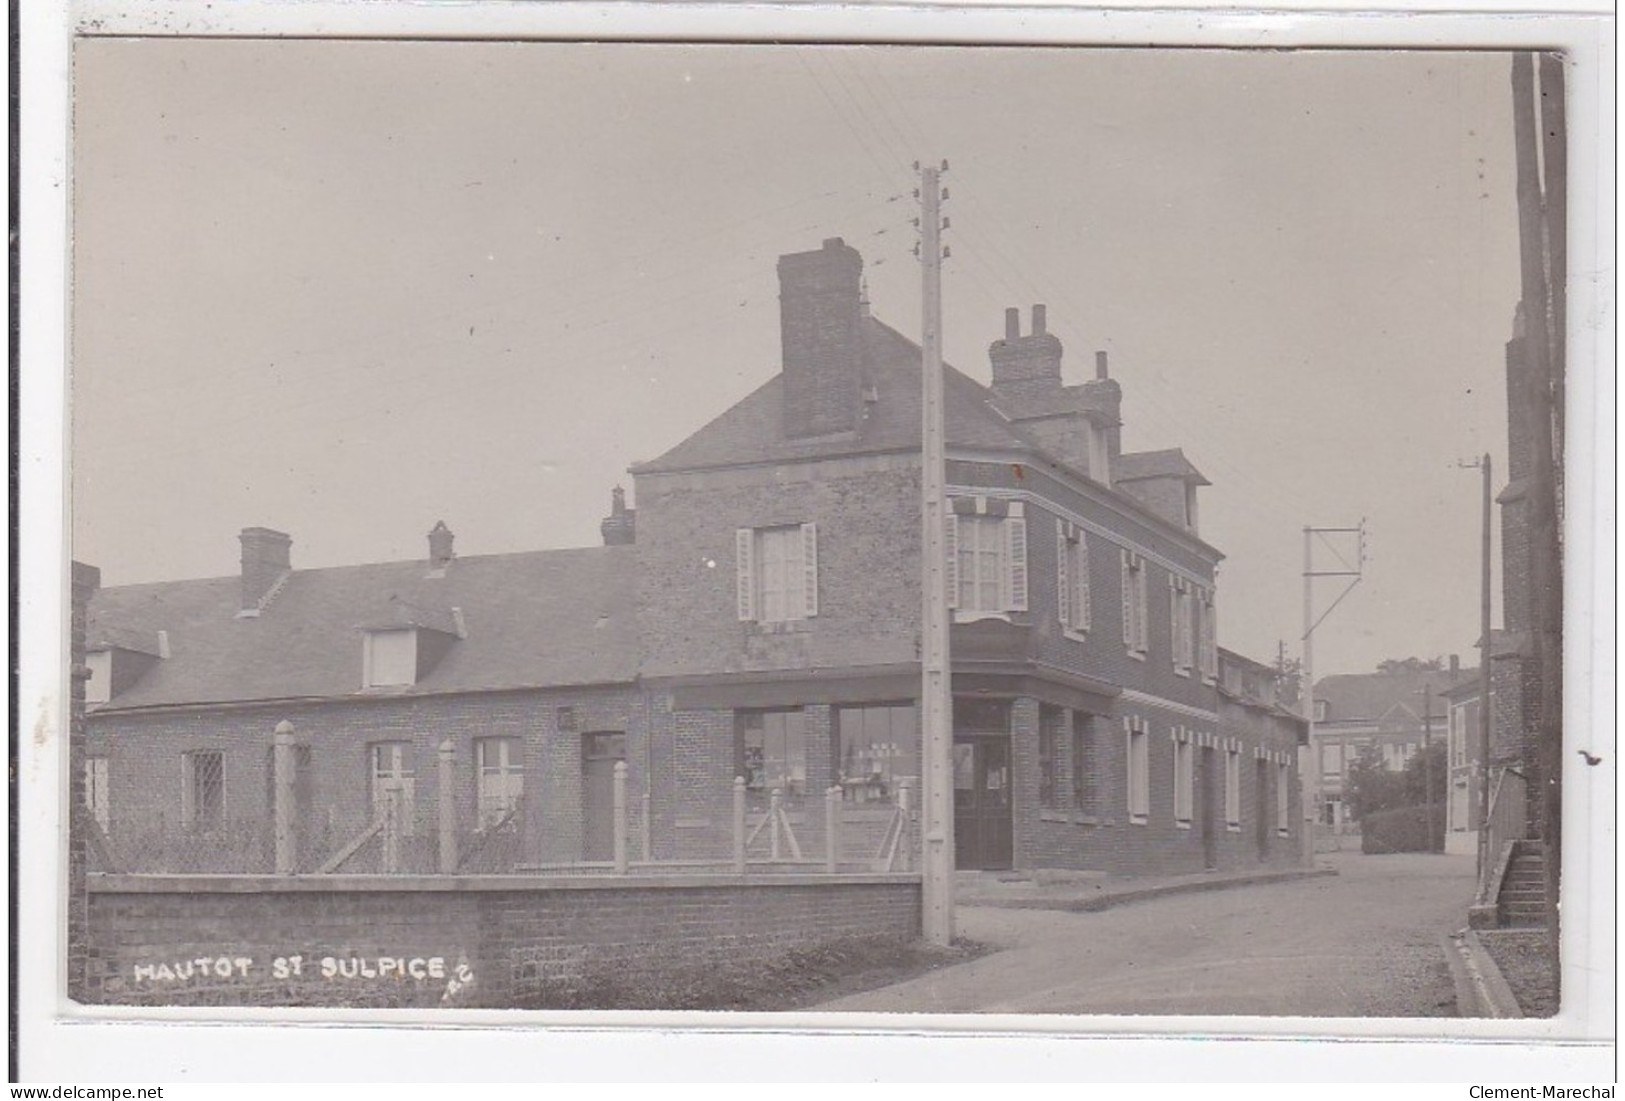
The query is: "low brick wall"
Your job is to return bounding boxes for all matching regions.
[84,872,921,1009]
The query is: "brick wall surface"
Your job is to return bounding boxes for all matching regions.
[635,457,922,680]
[69,562,102,1001]
[82,875,920,1009]
[87,684,646,874]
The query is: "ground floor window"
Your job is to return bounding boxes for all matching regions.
[84,756,110,833]
[739,709,806,803]
[182,749,224,831]
[1125,717,1150,824]
[1038,705,1064,808]
[475,737,523,828]
[835,703,916,803]
[1071,711,1095,815]
[1225,748,1242,828]
[1172,732,1194,826]
[1277,761,1291,834]
[369,741,417,836]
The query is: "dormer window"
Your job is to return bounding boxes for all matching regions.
[363,628,418,687]
[85,650,113,705]
[82,633,165,705]
[358,606,461,689]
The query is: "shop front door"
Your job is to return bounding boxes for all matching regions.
[953,736,1013,870]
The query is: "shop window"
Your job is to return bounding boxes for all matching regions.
[835,704,917,803]
[738,709,807,804]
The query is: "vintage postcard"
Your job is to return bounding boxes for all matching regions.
[17,0,1614,1083]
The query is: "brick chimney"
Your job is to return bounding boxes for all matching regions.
[600,486,636,546]
[1082,350,1123,463]
[428,521,455,570]
[779,237,865,439]
[238,527,291,613]
[989,305,1064,402]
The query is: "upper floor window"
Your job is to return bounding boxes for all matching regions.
[1056,525,1091,636]
[947,502,1026,616]
[1120,551,1149,657]
[1170,577,1197,676]
[1198,589,1218,680]
[738,709,807,803]
[737,523,818,623]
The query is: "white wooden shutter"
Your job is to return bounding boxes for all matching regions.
[1055,529,1071,629]
[800,522,819,618]
[1170,577,1181,670]
[1120,551,1133,646]
[1004,514,1028,611]
[1078,534,1092,631]
[735,528,755,621]
[944,513,959,610]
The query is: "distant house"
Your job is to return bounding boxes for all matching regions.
[84,235,1305,880]
[1310,659,1477,833]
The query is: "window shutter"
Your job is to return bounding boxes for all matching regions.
[944,513,959,610]
[1078,534,1092,630]
[735,528,755,621]
[1121,552,1133,646]
[800,522,819,618]
[1055,530,1071,629]
[1170,577,1181,669]
[1004,514,1028,611]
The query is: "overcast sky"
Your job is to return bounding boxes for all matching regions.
[70,40,1522,677]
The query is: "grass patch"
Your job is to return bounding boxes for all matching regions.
[1478,929,1559,1017]
[510,934,989,1012]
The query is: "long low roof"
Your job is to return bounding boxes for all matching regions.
[86,544,639,710]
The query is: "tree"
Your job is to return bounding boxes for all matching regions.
[1344,740,1448,821]
[1375,656,1444,675]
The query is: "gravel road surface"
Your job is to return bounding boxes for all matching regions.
[817,850,1475,1016]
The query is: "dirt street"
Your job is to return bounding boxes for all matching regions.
[817,851,1476,1016]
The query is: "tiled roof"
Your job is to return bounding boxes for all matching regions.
[1314,666,1477,729]
[632,317,1034,474]
[1112,448,1210,486]
[86,545,638,710]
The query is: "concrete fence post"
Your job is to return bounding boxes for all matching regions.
[897,779,913,872]
[641,788,653,863]
[437,738,458,874]
[272,720,297,875]
[825,786,841,873]
[613,760,629,875]
[732,777,747,874]
[382,788,401,875]
[769,788,783,861]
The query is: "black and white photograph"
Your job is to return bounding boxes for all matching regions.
[17,0,1614,1083]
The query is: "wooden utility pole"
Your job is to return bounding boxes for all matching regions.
[1423,685,1434,852]
[918,160,954,946]
[1475,452,1493,882]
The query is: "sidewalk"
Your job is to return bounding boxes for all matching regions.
[954,861,1337,913]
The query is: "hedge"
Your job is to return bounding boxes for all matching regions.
[1360,804,1445,854]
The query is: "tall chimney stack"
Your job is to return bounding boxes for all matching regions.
[778,237,866,439]
[428,521,455,570]
[600,486,637,546]
[239,527,292,613]
[988,304,1063,400]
